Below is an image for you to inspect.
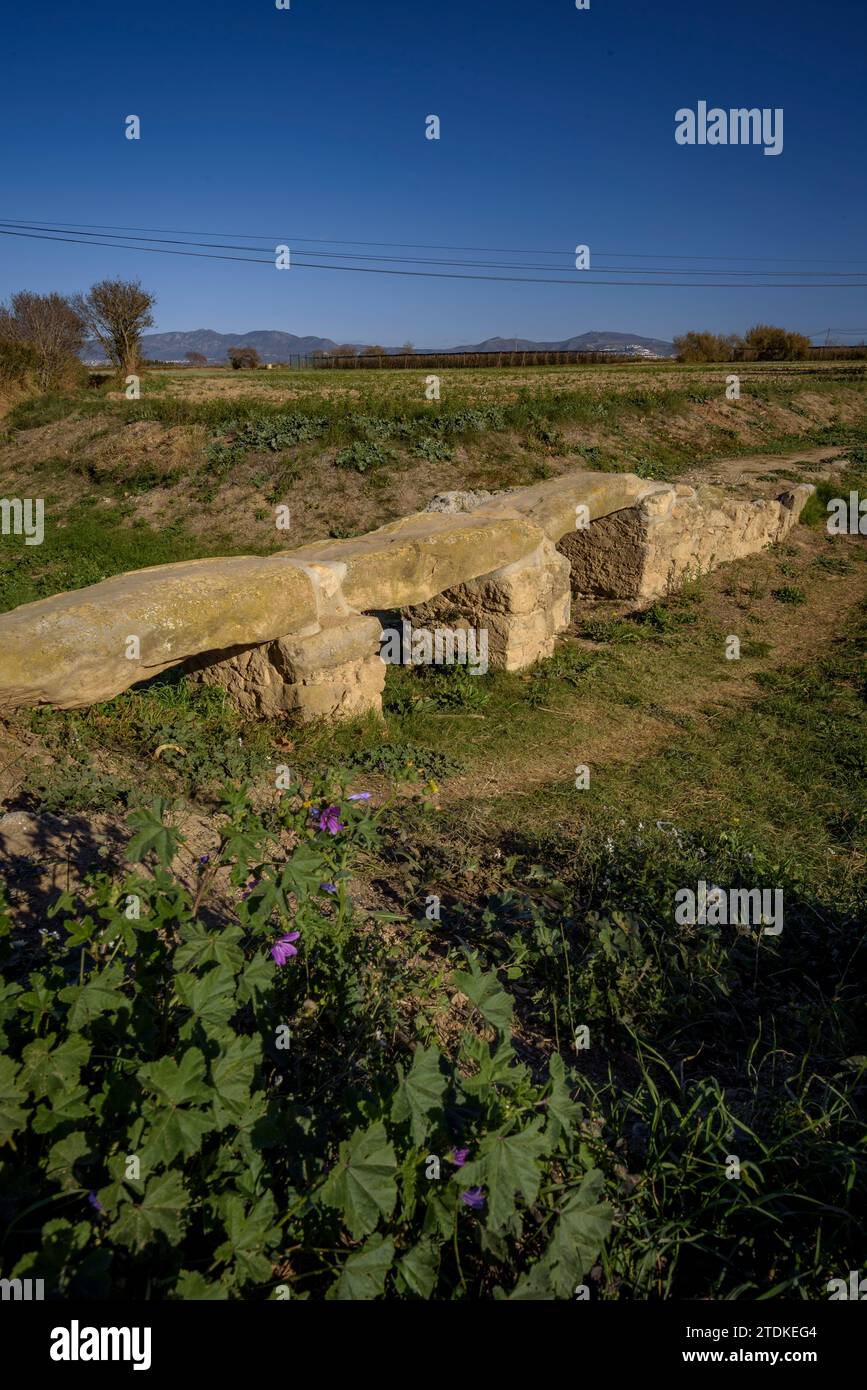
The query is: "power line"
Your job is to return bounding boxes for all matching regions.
[3,215,867,267]
[4,220,866,278]
[1,226,865,288]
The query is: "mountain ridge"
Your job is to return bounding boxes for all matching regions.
[81,328,676,363]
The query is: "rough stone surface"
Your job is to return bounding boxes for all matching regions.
[403,538,571,671]
[559,484,815,600]
[425,489,512,514]
[0,555,320,711]
[289,510,548,611]
[189,614,385,721]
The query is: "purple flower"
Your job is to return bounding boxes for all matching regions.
[270,931,301,965]
[348,792,371,802]
[460,1187,485,1211]
[450,1147,470,1168]
[318,806,345,836]
[320,882,338,894]
[87,1191,104,1213]
[198,854,210,866]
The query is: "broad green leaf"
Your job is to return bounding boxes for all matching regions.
[235,951,274,1009]
[460,1120,547,1233]
[138,1049,215,1164]
[175,963,238,1031]
[452,952,513,1034]
[0,978,22,1046]
[318,1120,397,1239]
[0,1054,27,1144]
[210,1035,260,1127]
[126,800,182,867]
[60,962,127,1029]
[545,1051,582,1147]
[173,1271,230,1300]
[175,923,245,974]
[45,1131,91,1190]
[109,1171,187,1250]
[391,1045,447,1145]
[397,1237,438,1299]
[32,1084,92,1133]
[19,1032,91,1101]
[215,1192,280,1286]
[329,1236,394,1300]
[543,1168,614,1297]
[138,1049,211,1107]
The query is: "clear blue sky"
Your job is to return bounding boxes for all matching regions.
[2,0,865,346]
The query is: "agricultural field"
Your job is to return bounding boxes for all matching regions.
[0,361,865,1302]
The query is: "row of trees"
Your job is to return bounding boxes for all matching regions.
[0,280,156,387]
[674,324,813,363]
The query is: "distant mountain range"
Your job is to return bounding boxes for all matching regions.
[81,328,676,363]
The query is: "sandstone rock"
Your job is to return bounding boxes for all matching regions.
[289,510,547,610]
[190,614,385,722]
[425,489,511,513]
[403,538,571,671]
[559,484,815,601]
[0,555,320,711]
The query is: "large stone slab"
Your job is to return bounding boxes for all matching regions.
[288,511,548,610]
[0,555,319,710]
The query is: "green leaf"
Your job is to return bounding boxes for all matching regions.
[460,1120,547,1233]
[210,1035,260,1127]
[19,1032,91,1102]
[545,1051,582,1147]
[138,1048,211,1106]
[542,1168,614,1297]
[60,962,127,1029]
[397,1237,438,1298]
[173,1271,230,1300]
[235,951,274,1009]
[46,1131,91,1190]
[452,951,513,1034]
[175,963,238,1032]
[215,1192,280,1286]
[138,1049,215,1165]
[318,1121,397,1239]
[329,1236,394,1300]
[0,1054,28,1145]
[175,923,245,974]
[0,978,22,1046]
[109,1171,187,1250]
[127,800,182,867]
[391,1045,447,1145]
[32,1084,91,1133]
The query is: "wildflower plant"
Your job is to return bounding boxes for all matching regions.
[0,776,612,1300]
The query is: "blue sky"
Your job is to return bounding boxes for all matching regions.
[1,0,866,345]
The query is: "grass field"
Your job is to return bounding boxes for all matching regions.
[0,363,865,1301]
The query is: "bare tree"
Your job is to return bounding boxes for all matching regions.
[0,291,86,388]
[185,350,208,366]
[72,279,155,376]
[227,345,260,369]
